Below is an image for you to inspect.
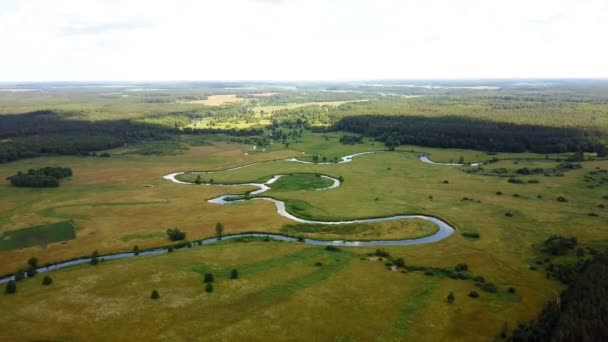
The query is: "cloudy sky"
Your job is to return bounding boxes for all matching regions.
[0,0,606,81]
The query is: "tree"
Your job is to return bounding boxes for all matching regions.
[230,269,239,279]
[27,257,39,269]
[385,136,400,151]
[133,245,140,256]
[42,275,53,286]
[150,289,160,300]
[14,269,25,281]
[394,257,405,268]
[5,280,16,294]
[195,175,202,184]
[447,291,455,303]
[90,250,99,265]
[204,273,214,283]
[458,156,464,164]
[312,155,319,163]
[166,228,186,241]
[205,283,214,293]
[215,222,224,240]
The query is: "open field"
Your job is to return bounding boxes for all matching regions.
[1,82,608,340]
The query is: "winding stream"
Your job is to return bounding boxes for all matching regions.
[0,151,464,284]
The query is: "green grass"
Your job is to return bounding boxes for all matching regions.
[270,173,334,191]
[280,220,438,241]
[0,220,76,251]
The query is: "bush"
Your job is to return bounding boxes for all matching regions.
[150,289,160,300]
[556,196,568,202]
[5,280,17,294]
[42,275,53,286]
[90,250,99,266]
[325,245,340,252]
[469,291,480,298]
[455,263,469,272]
[543,235,577,255]
[374,249,391,258]
[508,286,516,294]
[204,273,214,283]
[447,291,455,304]
[496,191,503,195]
[166,228,186,241]
[481,283,497,293]
[505,212,513,217]
[461,232,480,239]
[133,245,140,256]
[394,258,405,268]
[230,269,239,279]
[205,283,214,293]
[473,276,486,283]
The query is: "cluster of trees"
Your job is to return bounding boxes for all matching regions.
[7,166,72,188]
[542,236,578,256]
[339,134,363,145]
[510,251,608,341]
[332,115,607,154]
[4,257,53,295]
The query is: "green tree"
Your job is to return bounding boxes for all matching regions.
[133,245,140,256]
[27,257,39,269]
[42,275,53,286]
[204,273,214,283]
[5,280,16,294]
[458,156,464,164]
[150,289,160,300]
[205,283,214,293]
[230,269,239,279]
[216,222,224,240]
[14,269,25,281]
[195,175,202,184]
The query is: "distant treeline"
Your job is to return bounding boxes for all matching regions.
[7,166,72,187]
[0,111,263,163]
[510,251,608,341]
[332,115,608,154]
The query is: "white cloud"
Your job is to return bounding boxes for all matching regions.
[0,0,606,81]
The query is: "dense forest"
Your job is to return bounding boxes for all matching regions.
[510,251,608,341]
[331,115,608,154]
[0,111,261,163]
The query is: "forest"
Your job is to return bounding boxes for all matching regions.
[510,251,608,341]
[331,115,608,154]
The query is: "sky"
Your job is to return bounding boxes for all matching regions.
[0,0,607,81]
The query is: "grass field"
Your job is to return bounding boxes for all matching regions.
[0,132,607,340]
[0,221,76,252]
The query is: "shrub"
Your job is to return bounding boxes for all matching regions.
[443,180,449,184]
[5,280,17,294]
[543,235,577,255]
[150,289,160,300]
[27,257,39,269]
[314,262,323,267]
[455,263,469,272]
[133,245,140,256]
[505,212,513,217]
[14,269,25,282]
[508,287,516,294]
[167,246,174,253]
[325,245,340,252]
[42,275,53,286]
[375,249,391,258]
[447,291,455,304]
[496,191,503,195]
[469,291,480,298]
[473,276,486,283]
[166,228,186,241]
[481,283,497,293]
[394,258,405,268]
[205,283,214,293]
[230,269,239,279]
[90,250,99,266]
[461,232,480,239]
[556,196,568,202]
[508,178,524,184]
[204,273,214,283]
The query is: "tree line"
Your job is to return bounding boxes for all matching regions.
[331,115,607,154]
